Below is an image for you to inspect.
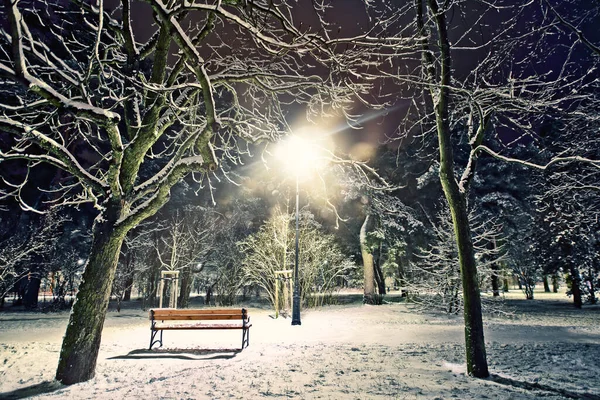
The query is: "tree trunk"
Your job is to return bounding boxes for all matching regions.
[568,266,582,309]
[178,266,193,308]
[143,252,162,309]
[425,0,488,377]
[572,277,582,308]
[56,211,126,385]
[374,262,386,295]
[490,263,500,297]
[23,275,41,309]
[562,240,582,308]
[552,274,559,293]
[360,213,376,304]
[417,0,489,377]
[397,256,405,289]
[588,268,596,305]
[525,282,534,300]
[503,275,509,292]
[487,239,500,297]
[123,280,133,302]
[543,274,551,293]
[443,185,489,377]
[205,285,213,305]
[374,242,386,295]
[122,251,135,302]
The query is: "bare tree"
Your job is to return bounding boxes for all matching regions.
[366,0,600,377]
[204,196,265,306]
[406,206,505,314]
[528,2,600,306]
[323,148,423,305]
[240,206,355,310]
[0,210,65,306]
[154,206,218,307]
[113,204,223,309]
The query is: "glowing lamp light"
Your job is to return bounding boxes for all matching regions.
[276,135,326,180]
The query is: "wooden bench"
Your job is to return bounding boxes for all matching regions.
[149,308,251,350]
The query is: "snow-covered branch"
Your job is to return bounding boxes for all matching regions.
[475,145,600,171]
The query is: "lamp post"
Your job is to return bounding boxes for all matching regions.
[291,175,301,325]
[275,133,329,326]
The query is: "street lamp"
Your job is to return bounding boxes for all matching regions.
[276,135,325,326]
[292,174,301,325]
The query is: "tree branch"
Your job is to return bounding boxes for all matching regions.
[475,145,600,170]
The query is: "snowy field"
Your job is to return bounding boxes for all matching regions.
[1,290,599,399]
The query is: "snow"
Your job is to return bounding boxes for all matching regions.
[0,290,599,399]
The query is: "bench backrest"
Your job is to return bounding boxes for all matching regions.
[149,308,249,321]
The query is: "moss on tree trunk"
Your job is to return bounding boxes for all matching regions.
[55,207,126,384]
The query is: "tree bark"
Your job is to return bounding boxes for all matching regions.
[360,213,376,304]
[551,274,559,293]
[56,205,126,384]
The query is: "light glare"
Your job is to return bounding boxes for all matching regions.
[276,135,326,179]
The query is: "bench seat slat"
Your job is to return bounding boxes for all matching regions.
[152,314,245,321]
[150,309,244,318]
[154,322,252,330]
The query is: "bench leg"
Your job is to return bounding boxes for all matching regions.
[149,329,163,350]
[242,328,250,349]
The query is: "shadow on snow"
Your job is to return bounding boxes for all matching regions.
[0,381,63,400]
[488,374,600,400]
[107,347,242,361]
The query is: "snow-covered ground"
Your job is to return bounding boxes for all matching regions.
[1,290,599,399]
